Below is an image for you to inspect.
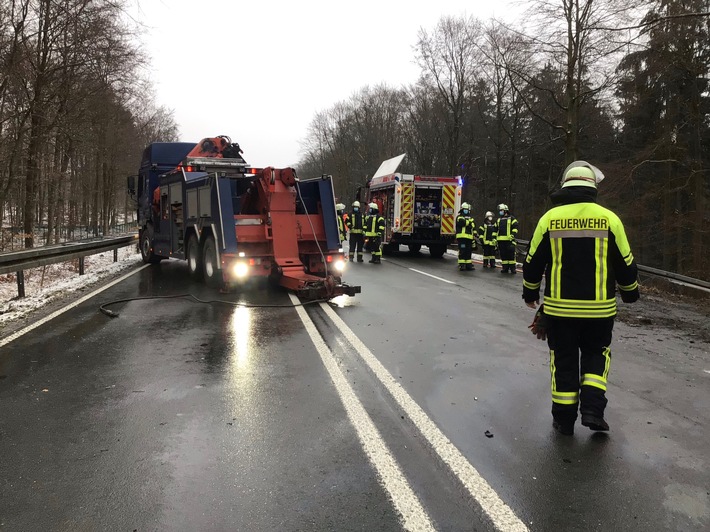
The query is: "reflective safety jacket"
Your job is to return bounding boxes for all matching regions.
[365,215,385,237]
[456,214,476,240]
[522,188,639,319]
[337,215,346,241]
[346,212,364,233]
[478,222,497,245]
[496,215,518,241]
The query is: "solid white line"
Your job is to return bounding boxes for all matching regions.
[320,302,529,532]
[0,264,151,349]
[407,268,456,285]
[289,293,435,532]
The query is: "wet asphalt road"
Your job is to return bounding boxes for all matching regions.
[1,250,708,531]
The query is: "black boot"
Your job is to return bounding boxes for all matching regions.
[552,420,575,436]
[581,414,609,431]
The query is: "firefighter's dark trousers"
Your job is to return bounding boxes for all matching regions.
[457,239,473,269]
[349,233,364,261]
[498,240,516,271]
[369,235,382,263]
[482,244,496,267]
[545,316,614,425]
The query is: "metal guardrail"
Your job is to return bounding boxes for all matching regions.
[0,234,138,298]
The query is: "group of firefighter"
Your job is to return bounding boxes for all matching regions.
[333,200,520,270]
[455,203,518,273]
[335,201,385,264]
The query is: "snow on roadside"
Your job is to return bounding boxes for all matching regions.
[0,247,143,326]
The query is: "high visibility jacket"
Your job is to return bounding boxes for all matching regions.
[496,215,518,241]
[346,212,364,233]
[478,222,497,245]
[365,215,385,237]
[523,189,639,319]
[337,214,346,240]
[456,214,475,240]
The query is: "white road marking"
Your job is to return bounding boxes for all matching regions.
[320,302,529,532]
[407,268,456,285]
[704,370,710,375]
[0,264,151,348]
[289,293,435,532]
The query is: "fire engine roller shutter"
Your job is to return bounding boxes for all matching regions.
[441,184,457,234]
[401,183,414,234]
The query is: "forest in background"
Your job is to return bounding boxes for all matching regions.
[0,0,707,280]
[0,0,178,250]
[297,0,709,279]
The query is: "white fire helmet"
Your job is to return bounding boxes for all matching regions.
[485,211,494,218]
[352,201,360,208]
[336,203,345,211]
[368,202,378,210]
[561,161,605,189]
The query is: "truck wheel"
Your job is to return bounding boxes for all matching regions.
[140,225,162,263]
[428,244,447,259]
[407,244,421,254]
[187,234,203,280]
[202,235,222,287]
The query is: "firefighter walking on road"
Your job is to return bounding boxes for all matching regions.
[478,211,498,268]
[523,161,639,435]
[365,202,385,264]
[346,201,365,262]
[336,203,347,244]
[496,203,518,273]
[455,203,476,271]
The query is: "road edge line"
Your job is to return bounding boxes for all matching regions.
[0,264,151,348]
[289,294,435,532]
[319,302,529,532]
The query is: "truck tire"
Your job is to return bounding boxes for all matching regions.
[428,244,447,259]
[187,234,203,280]
[140,225,162,263]
[202,235,222,287]
[407,244,421,254]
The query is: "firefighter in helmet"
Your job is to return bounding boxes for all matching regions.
[336,203,347,244]
[346,201,365,262]
[455,202,476,270]
[365,202,385,264]
[496,203,518,273]
[523,161,639,435]
[478,211,498,268]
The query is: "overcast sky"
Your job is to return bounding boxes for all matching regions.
[132,0,519,169]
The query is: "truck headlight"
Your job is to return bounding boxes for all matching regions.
[333,259,346,272]
[233,262,249,278]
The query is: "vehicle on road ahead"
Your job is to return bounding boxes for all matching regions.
[365,154,462,258]
[129,136,360,299]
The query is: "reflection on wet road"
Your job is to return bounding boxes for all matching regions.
[1,256,708,531]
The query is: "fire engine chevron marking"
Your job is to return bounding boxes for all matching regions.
[0,264,151,349]
[320,303,529,532]
[290,294,435,531]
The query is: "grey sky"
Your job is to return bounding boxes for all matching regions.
[134,0,518,169]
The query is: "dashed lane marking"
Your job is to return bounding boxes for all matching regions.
[0,264,151,349]
[407,268,456,285]
[290,293,435,532]
[320,302,529,532]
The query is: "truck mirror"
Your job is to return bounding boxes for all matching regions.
[127,175,137,197]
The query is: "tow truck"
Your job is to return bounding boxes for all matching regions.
[365,154,462,258]
[129,136,360,299]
